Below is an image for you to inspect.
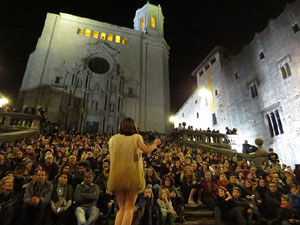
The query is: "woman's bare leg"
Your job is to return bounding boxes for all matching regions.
[115,191,125,225]
[121,189,139,225]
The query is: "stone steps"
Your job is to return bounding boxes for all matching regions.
[175,203,216,225]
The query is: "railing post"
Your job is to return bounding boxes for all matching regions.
[3,115,11,126]
[31,119,41,129]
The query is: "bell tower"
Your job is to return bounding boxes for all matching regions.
[133,2,164,38]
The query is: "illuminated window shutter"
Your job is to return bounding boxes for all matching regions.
[151,16,156,28]
[141,17,145,30]
[115,35,121,43]
[77,28,83,35]
[108,34,113,41]
[93,31,99,39]
[85,29,91,37]
[122,38,127,45]
[100,32,106,40]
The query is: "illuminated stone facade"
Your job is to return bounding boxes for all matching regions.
[20,3,170,133]
[175,1,300,167]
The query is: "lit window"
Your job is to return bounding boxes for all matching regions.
[151,16,156,28]
[85,29,91,37]
[100,32,106,40]
[107,34,113,42]
[141,17,145,30]
[115,35,121,43]
[122,38,127,45]
[77,28,83,35]
[93,31,99,39]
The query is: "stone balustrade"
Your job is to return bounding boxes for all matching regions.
[179,130,232,150]
[0,111,41,130]
[176,130,269,169]
[0,111,41,145]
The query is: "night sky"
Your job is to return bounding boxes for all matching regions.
[0,0,294,113]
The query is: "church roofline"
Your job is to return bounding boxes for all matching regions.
[191,46,227,76]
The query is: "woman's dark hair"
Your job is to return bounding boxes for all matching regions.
[119,117,138,136]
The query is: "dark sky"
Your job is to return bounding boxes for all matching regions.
[0,0,293,113]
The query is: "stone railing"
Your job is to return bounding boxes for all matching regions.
[0,111,41,145]
[176,130,269,169]
[179,130,232,150]
[0,112,41,130]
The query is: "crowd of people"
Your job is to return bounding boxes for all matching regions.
[0,125,300,225]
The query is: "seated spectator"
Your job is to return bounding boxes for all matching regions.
[140,187,160,225]
[72,162,89,189]
[145,167,161,198]
[19,169,53,225]
[227,173,247,197]
[215,186,245,225]
[0,176,19,225]
[262,161,271,174]
[202,170,218,210]
[161,174,175,192]
[68,155,77,175]
[54,163,72,185]
[272,172,285,193]
[217,173,229,187]
[181,165,199,204]
[50,173,73,225]
[264,182,283,220]
[41,154,59,181]
[170,187,185,223]
[23,145,37,163]
[293,165,300,184]
[74,171,99,225]
[95,167,113,216]
[132,191,147,225]
[172,159,183,187]
[231,187,253,225]
[157,188,177,225]
[0,153,10,180]
[288,184,300,214]
[277,195,300,225]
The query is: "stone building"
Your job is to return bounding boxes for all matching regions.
[19,3,170,134]
[174,1,300,167]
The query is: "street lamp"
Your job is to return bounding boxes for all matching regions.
[169,115,175,123]
[0,97,8,108]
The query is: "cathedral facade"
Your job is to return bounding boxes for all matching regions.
[19,3,170,134]
[174,1,300,167]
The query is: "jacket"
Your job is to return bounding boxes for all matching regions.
[23,180,53,204]
[74,182,99,208]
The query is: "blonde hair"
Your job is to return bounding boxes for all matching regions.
[159,188,171,201]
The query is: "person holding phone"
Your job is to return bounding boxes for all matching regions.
[50,173,73,225]
[108,117,160,225]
